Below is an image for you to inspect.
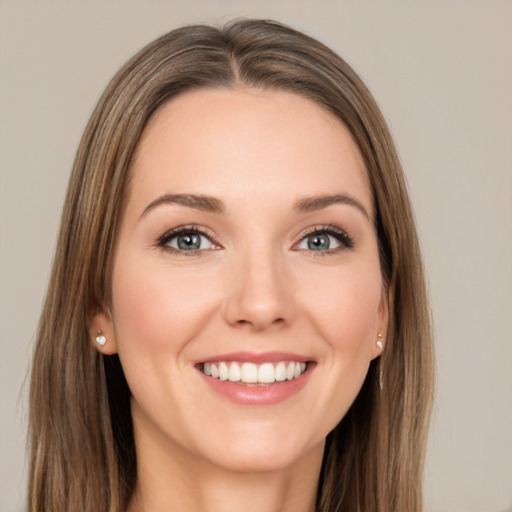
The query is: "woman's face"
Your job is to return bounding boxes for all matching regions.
[93,87,387,472]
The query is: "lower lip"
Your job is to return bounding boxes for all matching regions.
[198,365,314,406]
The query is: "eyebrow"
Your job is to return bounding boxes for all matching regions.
[141,194,225,218]
[140,192,370,220]
[294,194,371,220]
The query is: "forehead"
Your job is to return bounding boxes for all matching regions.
[128,87,373,216]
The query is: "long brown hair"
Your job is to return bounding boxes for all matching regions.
[28,19,434,512]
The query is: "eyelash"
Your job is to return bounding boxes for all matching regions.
[295,225,354,255]
[156,224,354,256]
[156,225,219,255]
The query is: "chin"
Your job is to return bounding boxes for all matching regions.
[193,428,324,474]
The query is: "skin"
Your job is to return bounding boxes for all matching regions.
[91,87,388,512]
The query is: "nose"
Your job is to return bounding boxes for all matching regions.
[223,249,295,331]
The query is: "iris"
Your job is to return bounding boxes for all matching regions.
[307,233,331,251]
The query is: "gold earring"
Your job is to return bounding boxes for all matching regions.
[95,331,106,346]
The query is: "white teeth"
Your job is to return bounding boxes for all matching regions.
[228,362,241,382]
[258,363,275,383]
[275,362,286,381]
[241,362,258,383]
[219,362,228,381]
[286,362,295,380]
[201,360,307,383]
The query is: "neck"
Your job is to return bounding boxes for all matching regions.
[127,428,324,512]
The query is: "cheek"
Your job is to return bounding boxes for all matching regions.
[298,264,382,354]
[110,256,219,360]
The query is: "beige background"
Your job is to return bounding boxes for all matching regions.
[1,1,511,511]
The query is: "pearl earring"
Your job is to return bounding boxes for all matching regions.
[376,333,383,350]
[95,331,106,346]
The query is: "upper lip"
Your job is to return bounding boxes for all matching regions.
[196,351,312,365]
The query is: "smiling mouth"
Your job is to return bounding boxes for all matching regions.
[199,361,308,384]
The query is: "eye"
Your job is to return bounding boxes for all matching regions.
[158,227,219,253]
[297,232,339,251]
[170,232,212,251]
[295,227,354,253]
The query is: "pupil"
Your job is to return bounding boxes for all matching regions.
[308,234,329,251]
[178,233,200,250]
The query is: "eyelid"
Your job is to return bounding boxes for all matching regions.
[155,223,353,255]
[156,224,222,253]
[293,225,354,252]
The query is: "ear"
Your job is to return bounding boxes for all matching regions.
[87,305,118,355]
[371,284,389,360]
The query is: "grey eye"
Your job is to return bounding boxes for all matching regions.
[168,232,214,251]
[297,233,340,251]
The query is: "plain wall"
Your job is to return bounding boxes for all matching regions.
[1,1,511,511]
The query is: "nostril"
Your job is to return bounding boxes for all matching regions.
[235,316,286,329]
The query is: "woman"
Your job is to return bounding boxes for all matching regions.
[28,19,434,512]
